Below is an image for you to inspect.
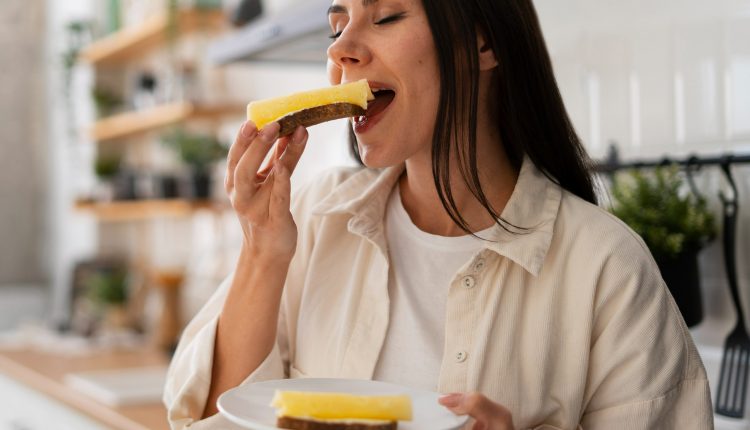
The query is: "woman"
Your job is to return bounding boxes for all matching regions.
[165,0,713,428]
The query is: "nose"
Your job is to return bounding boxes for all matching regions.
[327,29,372,70]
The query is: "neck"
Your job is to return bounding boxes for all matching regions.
[399,124,518,237]
[398,70,518,237]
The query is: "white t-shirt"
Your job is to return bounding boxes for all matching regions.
[372,184,491,391]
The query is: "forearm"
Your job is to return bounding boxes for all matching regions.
[202,245,290,418]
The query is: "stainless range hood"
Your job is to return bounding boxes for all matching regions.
[207,0,332,64]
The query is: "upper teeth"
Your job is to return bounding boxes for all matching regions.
[371,88,389,93]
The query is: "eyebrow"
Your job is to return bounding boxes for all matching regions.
[327,0,379,14]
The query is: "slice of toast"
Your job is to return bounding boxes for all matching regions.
[270,390,410,430]
[277,103,365,137]
[277,416,397,430]
[247,79,373,135]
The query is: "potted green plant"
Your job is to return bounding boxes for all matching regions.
[93,154,122,201]
[83,268,130,330]
[609,166,717,327]
[91,86,123,118]
[161,128,228,199]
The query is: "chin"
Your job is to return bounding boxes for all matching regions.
[359,154,390,169]
[362,154,403,169]
[357,144,402,169]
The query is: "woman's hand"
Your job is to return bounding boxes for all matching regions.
[439,392,515,430]
[225,121,308,263]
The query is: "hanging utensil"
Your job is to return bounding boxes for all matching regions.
[715,156,749,418]
[685,155,703,199]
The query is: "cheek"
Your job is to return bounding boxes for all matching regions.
[402,32,440,94]
[327,60,342,85]
[408,39,440,122]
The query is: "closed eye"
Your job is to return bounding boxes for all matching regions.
[329,12,406,39]
[375,13,406,25]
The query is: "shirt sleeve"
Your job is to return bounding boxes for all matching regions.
[579,233,713,429]
[163,274,288,430]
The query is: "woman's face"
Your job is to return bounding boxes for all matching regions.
[327,0,440,168]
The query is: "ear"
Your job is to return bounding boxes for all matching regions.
[477,31,498,71]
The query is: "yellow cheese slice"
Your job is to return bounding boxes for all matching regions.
[247,79,374,130]
[270,390,412,421]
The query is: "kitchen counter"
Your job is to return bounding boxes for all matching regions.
[0,346,171,430]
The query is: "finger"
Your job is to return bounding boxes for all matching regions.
[226,121,258,192]
[234,122,281,188]
[257,156,275,182]
[277,126,309,175]
[275,135,291,161]
[439,393,511,429]
[257,135,291,181]
[471,420,488,430]
[269,163,292,217]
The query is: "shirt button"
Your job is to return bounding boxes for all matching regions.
[461,275,476,289]
[473,259,486,272]
[455,351,468,363]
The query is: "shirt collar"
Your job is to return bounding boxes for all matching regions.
[482,158,562,276]
[312,165,404,232]
[312,157,562,276]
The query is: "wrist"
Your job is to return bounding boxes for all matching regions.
[240,241,294,270]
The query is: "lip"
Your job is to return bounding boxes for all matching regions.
[353,80,396,134]
[366,81,395,92]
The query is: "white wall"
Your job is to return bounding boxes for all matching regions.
[534,0,750,345]
[536,0,750,159]
[45,0,98,325]
[0,0,46,285]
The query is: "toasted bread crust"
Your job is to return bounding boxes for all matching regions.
[277,103,365,137]
[277,416,397,430]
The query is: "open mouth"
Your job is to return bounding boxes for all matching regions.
[353,87,395,131]
[366,88,396,117]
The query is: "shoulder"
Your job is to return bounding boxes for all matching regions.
[551,189,667,317]
[291,166,372,211]
[555,189,655,267]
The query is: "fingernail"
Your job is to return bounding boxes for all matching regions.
[438,393,462,408]
[241,121,256,138]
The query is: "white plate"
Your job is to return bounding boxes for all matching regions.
[218,378,469,430]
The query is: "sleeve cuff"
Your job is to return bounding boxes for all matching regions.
[165,315,286,429]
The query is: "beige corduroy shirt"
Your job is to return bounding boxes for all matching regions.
[164,158,713,430]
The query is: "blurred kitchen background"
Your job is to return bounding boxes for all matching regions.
[0,0,749,428]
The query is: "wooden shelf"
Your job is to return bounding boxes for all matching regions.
[90,101,244,141]
[80,9,226,66]
[75,199,222,222]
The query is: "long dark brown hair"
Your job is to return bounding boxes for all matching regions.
[348,0,597,233]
